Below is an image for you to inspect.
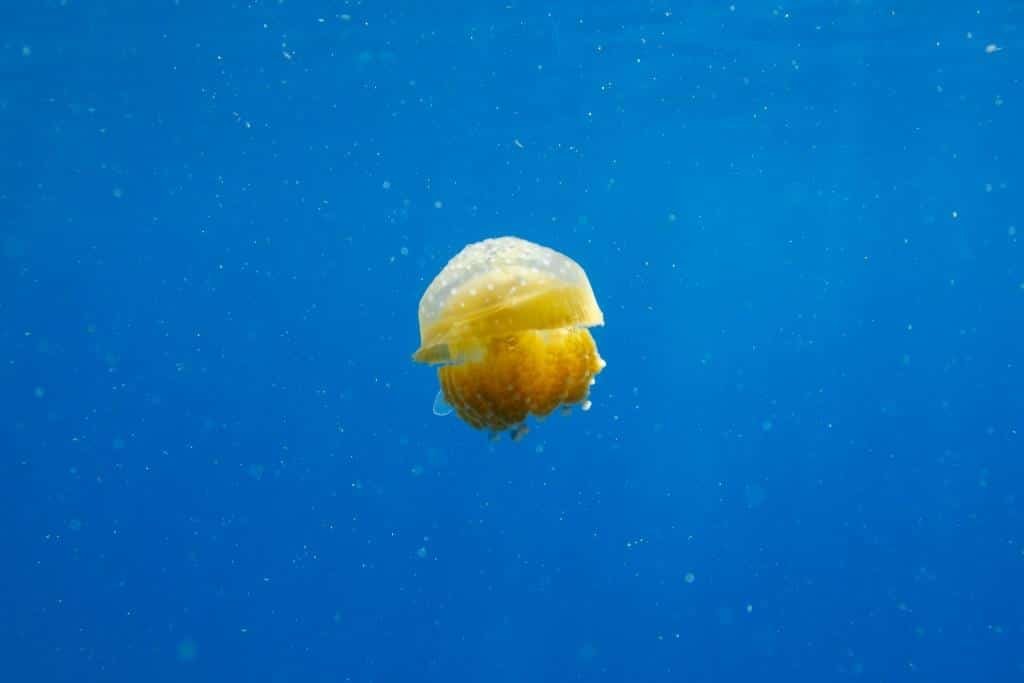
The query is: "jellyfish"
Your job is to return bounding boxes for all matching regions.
[412,236,606,437]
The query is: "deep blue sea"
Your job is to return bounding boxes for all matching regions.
[3,1,1022,681]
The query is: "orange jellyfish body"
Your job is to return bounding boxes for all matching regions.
[413,237,606,435]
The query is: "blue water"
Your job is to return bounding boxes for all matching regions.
[3,2,1022,681]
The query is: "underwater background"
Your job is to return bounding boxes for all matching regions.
[3,1,1022,681]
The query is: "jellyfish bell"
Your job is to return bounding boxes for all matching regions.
[413,236,606,438]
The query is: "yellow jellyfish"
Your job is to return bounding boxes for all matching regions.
[413,236,606,437]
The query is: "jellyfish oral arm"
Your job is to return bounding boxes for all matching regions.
[432,389,454,417]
